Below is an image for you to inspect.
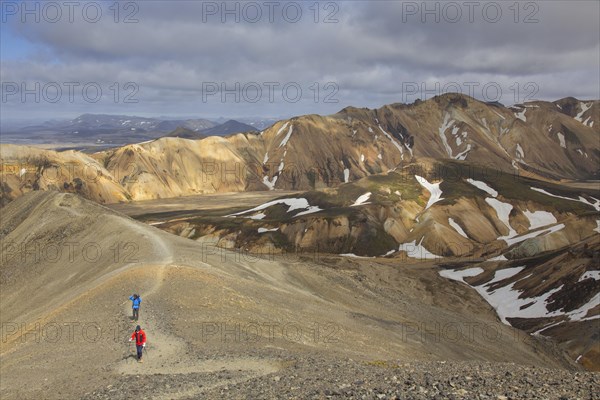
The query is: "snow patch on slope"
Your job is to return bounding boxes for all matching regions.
[439,266,570,325]
[557,132,566,148]
[480,275,560,324]
[575,102,591,122]
[439,267,484,282]
[485,198,518,239]
[278,125,294,147]
[466,179,498,197]
[258,227,279,233]
[567,296,599,321]
[514,107,527,122]
[399,237,441,259]
[351,192,371,207]
[503,223,565,247]
[229,197,322,218]
[341,253,375,259]
[531,187,600,211]
[378,125,404,158]
[516,144,525,159]
[263,175,278,190]
[523,210,557,230]
[448,218,468,238]
[579,271,600,282]
[415,175,444,210]
[438,114,455,157]
[275,122,289,136]
[454,144,472,161]
[444,264,599,324]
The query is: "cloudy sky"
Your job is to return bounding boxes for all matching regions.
[1,0,599,122]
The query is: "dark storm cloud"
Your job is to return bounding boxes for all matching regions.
[1,0,598,120]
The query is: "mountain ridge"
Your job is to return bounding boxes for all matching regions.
[1,93,598,206]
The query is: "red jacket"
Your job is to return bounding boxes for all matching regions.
[131,329,146,346]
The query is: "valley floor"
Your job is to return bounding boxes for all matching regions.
[107,190,300,220]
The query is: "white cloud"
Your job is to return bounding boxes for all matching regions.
[1,1,598,119]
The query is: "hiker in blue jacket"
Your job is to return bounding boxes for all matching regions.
[129,294,142,321]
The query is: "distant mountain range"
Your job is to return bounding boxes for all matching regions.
[165,120,258,140]
[199,120,257,136]
[0,114,266,148]
[211,116,281,131]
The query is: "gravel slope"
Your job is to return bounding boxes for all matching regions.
[0,191,592,400]
[84,355,599,400]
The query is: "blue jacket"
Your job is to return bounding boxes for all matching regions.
[129,295,142,309]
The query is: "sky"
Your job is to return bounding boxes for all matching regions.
[1,0,599,123]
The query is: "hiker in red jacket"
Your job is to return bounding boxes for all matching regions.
[129,325,146,362]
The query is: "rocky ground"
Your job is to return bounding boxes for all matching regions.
[83,353,599,400]
[2,191,597,400]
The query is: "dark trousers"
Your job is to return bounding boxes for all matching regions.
[136,345,143,359]
[132,308,139,320]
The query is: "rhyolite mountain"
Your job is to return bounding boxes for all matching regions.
[2,93,598,205]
